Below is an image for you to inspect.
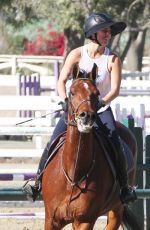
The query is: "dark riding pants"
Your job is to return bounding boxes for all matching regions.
[50,107,120,146]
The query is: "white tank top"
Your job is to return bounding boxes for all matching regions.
[79,44,111,112]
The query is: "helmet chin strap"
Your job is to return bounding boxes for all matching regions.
[91,33,102,46]
[95,33,102,46]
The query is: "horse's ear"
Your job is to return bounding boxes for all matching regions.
[87,63,98,81]
[92,63,98,81]
[72,63,79,79]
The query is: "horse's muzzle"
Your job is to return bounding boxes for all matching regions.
[76,112,96,133]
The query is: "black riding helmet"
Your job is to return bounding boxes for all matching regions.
[84,12,126,38]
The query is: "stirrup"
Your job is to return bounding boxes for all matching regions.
[22,178,33,189]
[22,179,41,202]
[120,186,137,204]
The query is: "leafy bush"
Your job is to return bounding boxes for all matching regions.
[6,20,65,56]
[23,24,65,56]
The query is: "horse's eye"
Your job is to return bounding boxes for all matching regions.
[70,92,74,97]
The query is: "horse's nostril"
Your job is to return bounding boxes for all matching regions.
[78,112,96,125]
[80,112,86,118]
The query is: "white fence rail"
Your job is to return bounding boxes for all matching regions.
[111,96,150,135]
[120,79,150,96]
[0,95,61,157]
[0,55,64,75]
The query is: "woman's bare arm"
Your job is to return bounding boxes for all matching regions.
[57,47,81,100]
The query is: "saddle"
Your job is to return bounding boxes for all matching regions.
[44,132,66,169]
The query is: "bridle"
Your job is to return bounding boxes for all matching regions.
[67,78,95,126]
[68,98,92,126]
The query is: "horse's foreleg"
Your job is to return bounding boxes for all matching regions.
[45,217,54,230]
[45,215,67,230]
[106,207,123,230]
[45,216,60,230]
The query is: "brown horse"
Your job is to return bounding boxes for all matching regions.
[42,64,139,230]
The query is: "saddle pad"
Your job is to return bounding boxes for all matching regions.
[44,132,66,169]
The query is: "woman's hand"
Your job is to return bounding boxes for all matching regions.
[58,98,69,112]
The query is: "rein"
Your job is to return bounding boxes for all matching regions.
[61,132,96,196]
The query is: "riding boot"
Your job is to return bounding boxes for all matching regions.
[22,146,49,202]
[116,145,137,204]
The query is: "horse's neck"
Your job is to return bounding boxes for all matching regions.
[63,126,94,180]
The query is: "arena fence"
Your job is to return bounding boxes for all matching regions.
[122,117,150,230]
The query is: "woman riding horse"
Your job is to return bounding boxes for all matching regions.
[23,12,137,204]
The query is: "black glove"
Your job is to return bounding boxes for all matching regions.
[97,99,106,110]
[58,98,68,112]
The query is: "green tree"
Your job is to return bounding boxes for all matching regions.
[125,0,150,71]
[1,0,150,71]
[0,0,40,53]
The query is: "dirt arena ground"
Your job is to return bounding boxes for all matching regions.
[0,208,108,230]
[0,200,108,230]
